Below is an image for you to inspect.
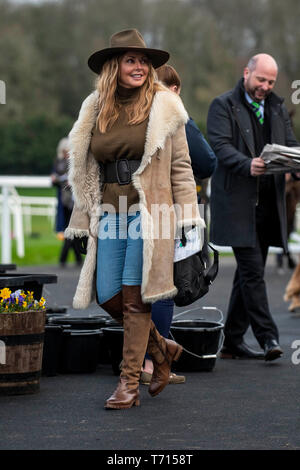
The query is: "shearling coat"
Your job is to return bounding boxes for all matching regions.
[65,89,204,309]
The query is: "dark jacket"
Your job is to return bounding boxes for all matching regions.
[207,78,299,249]
[185,117,217,179]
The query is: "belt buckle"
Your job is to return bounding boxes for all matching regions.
[116,159,131,185]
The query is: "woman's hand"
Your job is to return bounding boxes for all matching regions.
[73,236,88,255]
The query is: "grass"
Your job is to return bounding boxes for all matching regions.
[0,187,77,266]
[3,214,62,266]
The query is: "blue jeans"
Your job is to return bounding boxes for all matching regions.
[145,299,175,360]
[96,212,143,304]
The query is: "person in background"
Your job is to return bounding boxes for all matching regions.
[140,64,217,385]
[51,137,82,267]
[276,173,300,274]
[276,111,300,274]
[51,138,67,240]
[207,53,299,361]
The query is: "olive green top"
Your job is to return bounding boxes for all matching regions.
[90,86,149,212]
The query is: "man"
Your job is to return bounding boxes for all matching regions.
[207,53,299,361]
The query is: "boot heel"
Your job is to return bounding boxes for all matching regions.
[174,345,183,361]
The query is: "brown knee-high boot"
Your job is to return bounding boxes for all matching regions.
[99,292,123,325]
[105,286,151,409]
[147,321,183,397]
[101,291,183,398]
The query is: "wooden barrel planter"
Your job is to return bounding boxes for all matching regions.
[0,310,46,395]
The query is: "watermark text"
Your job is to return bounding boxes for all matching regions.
[0,340,6,365]
[291,80,300,105]
[291,339,300,365]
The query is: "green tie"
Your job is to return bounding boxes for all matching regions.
[251,101,264,125]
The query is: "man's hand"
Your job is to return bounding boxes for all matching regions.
[250,157,266,176]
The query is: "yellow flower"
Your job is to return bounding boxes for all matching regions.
[22,301,27,309]
[27,291,34,301]
[0,288,11,300]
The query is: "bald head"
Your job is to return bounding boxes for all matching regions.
[247,54,278,73]
[244,53,278,102]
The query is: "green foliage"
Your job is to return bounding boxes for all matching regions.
[0,114,73,175]
[0,0,299,176]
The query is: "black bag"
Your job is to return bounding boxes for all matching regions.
[173,243,219,307]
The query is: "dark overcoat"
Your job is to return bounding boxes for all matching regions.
[207,78,299,249]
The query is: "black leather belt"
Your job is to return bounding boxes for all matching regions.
[99,159,141,185]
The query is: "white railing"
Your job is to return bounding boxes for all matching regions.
[19,195,57,235]
[0,176,53,263]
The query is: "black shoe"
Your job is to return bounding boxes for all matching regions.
[221,341,264,359]
[264,339,283,361]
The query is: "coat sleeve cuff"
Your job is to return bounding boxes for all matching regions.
[64,227,90,240]
[176,216,206,230]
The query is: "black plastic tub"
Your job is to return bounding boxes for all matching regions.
[101,327,124,375]
[48,314,108,330]
[105,318,121,327]
[46,307,68,314]
[42,325,64,377]
[45,308,68,325]
[0,273,57,299]
[170,319,224,372]
[59,329,102,374]
[0,264,16,273]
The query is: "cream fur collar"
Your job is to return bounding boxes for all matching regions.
[68,89,189,211]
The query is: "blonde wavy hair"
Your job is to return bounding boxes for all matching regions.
[96,54,165,133]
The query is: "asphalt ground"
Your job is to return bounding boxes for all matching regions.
[1,254,300,454]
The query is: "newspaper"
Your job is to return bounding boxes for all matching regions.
[260,144,300,174]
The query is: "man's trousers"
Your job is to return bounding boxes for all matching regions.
[224,231,279,349]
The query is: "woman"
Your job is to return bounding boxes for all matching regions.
[65,29,204,409]
[141,64,217,385]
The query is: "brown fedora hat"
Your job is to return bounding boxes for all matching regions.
[88,28,169,74]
